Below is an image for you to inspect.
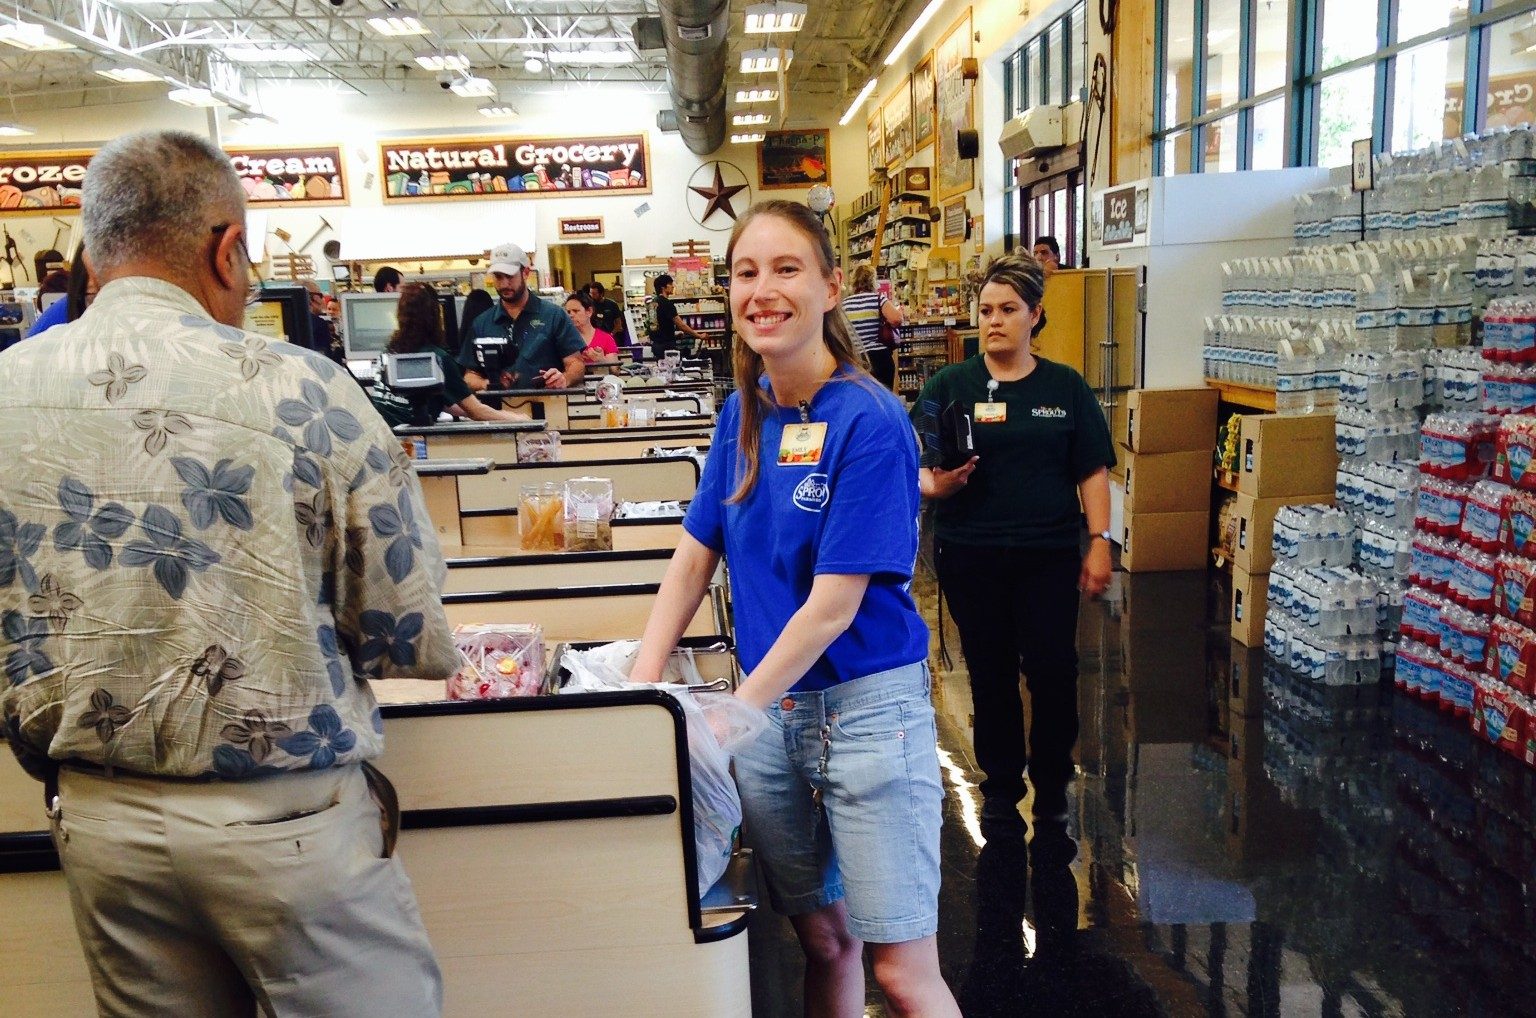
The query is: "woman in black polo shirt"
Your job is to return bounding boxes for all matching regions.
[911,253,1115,835]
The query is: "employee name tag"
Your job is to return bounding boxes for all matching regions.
[778,422,828,465]
[974,402,1007,423]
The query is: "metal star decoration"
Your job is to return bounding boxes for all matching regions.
[690,163,749,223]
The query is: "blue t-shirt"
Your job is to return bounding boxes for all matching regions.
[684,371,929,692]
[26,298,68,337]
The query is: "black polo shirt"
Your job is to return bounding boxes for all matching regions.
[458,291,587,387]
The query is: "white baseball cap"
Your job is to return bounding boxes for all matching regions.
[488,242,531,275]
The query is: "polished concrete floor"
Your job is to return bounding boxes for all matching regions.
[745,568,1536,1017]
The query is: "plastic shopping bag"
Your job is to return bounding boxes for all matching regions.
[670,687,766,896]
[559,639,705,691]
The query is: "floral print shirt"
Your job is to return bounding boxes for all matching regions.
[0,277,457,780]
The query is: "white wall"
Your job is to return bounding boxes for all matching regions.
[0,82,821,275]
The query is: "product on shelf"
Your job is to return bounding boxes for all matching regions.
[448,623,546,699]
[563,476,614,551]
[519,482,564,551]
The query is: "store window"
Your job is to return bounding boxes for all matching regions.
[1070,3,1088,102]
[1318,65,1375,168]
[1252,98,1286,169]
[1391,36,1465,154]
[1484,14,1536,132]
[1208,113,1241,172]
[1252,0,1291,96]
[1205,1,1241,112]
[1163,0,1198,132]
[1319,0,1379,70]
[1046,21,1066,107]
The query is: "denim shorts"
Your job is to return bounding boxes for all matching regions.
[734,661,944,943]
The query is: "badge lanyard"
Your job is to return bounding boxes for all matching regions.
[976,378,1006,424]
[778,400,827,466]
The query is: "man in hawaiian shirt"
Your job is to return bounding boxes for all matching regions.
[0,130,455,1016]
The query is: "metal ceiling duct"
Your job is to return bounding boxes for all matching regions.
[656,0,729,155]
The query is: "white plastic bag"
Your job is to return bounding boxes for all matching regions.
[559,640,705,691]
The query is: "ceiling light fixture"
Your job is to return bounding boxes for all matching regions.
[735,88,779,103]
[449,76,496,98]
[744,2,807,34]
[0,22,76,52]
[97,66,163,84]
[523,55,545,73]
[224,45,309,63]
[837,77,878,126]
[884,0,943,66]
[740,48,790,73]
[733,113,770,126]
[0,123,36,137]
[546,48,630,65]
[478,102,516,118]
[414,49,470,72]
[230,111,278,126]
[730,133,765,144]
[167,86,226,107]
[366,10,430,37]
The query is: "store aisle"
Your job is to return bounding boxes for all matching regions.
[746,569,1536,1017]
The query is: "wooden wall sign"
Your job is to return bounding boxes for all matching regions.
[0,149,91,212]
[380,134,651,203]
[228,146,347,205]
[559,216,606,239]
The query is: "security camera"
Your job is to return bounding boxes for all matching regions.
[437,70,455,90]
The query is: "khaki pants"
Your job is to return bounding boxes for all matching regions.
[49,763,442,1018]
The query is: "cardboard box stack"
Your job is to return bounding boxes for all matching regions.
[1227,413,1339,646]
[1118,388,1219,573]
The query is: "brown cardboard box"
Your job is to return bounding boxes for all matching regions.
[1236,413,1338,498]
[1231,566,1269,646]
[1126,387,1219,453]
[1111,401,1131,450]
[1231,492,1336,573]
[1227,639,1267,716]
[1123,449,1214,513]
[1121,508,1209,573]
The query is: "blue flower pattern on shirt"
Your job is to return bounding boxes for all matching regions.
[278,704,357,770]
[276,379,364,457]
[53,478,133,571]
[357,610,423,675]
[317,624,348,696]
[120,505,221,600]
[368,488,423,583]
[172,457,256,531]
[3,610,53,686]
[0,509,44,592]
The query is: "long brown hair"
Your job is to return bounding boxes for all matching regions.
[726,200,871,502]
[387,282,444,354]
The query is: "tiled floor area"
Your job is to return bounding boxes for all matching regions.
[746,568,1536,1017]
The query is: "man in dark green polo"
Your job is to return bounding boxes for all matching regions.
[458,242,587,390]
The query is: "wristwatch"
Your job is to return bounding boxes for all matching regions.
[1092,529,1113,543]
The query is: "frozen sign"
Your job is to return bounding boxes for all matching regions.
[380,134,650,202]
[0,150,91,212]
[226,146,346,205]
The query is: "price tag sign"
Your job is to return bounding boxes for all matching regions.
[1351,138,1375,193]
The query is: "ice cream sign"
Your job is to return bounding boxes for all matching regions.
[227,146,346,205]
[379,133,650,203]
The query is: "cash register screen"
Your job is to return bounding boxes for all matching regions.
[390,354,439,381]
[341,293,400,358]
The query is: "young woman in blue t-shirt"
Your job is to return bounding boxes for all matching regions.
[633,201,960,1017]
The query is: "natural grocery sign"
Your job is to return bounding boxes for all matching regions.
[228,146,346,205]
[0,150,91,212]
[379,134,650,202]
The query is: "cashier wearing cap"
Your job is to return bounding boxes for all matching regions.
[458,242,587,391]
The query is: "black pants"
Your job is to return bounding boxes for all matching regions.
[866,347,896,390]
[936,541,1082,805]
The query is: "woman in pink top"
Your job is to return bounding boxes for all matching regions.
[565,291,618,362]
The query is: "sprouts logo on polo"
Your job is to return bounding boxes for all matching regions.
[792,473,830,513]
[1032,406,1068,419]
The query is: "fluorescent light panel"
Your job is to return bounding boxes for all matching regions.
[0,123,36,137]
[838,77,877,126]
[0,22,76,52]
[450,76,496,98]
[740,48,790,73]
[744,2,807,34]
[730,133,764,144]
[478,103,516,118]
[224,45,308,63]
[366,12,429,37]
[733,113,770,126]
[231,111,277,126]
[884,0,943,67]
[97,66,163,83]
[414,50,470,72]
[735,88,778,103]
[167,86,225,107]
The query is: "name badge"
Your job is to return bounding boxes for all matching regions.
[974,402,1007,423]
[778,422,827,466]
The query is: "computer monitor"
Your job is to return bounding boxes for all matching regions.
[340,291,400,360]
[243,284,313,351]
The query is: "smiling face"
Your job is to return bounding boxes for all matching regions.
[728,212,841,364]
[564,297,592,330]
[978,279,1041,356]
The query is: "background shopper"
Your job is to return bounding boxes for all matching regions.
[647,272,706,357]
[0,129,453,1017]
[459,242,587,390]
[564,290,619,362]
[633,200,961,1018]
[912,252,1114,834]
[840,263,903,390]
[585,280,627,345]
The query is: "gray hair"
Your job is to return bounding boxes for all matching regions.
[82,130,246,274]
[979,252,1045,308]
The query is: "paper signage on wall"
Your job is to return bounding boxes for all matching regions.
[559,216,606,239]
[227,146,347,205]
[1101,186,1139,247]
[379,134,651,202]
[0,150,91,212]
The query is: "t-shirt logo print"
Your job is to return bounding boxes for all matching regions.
[792,473,830,513]
[1031,406,1068,418]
